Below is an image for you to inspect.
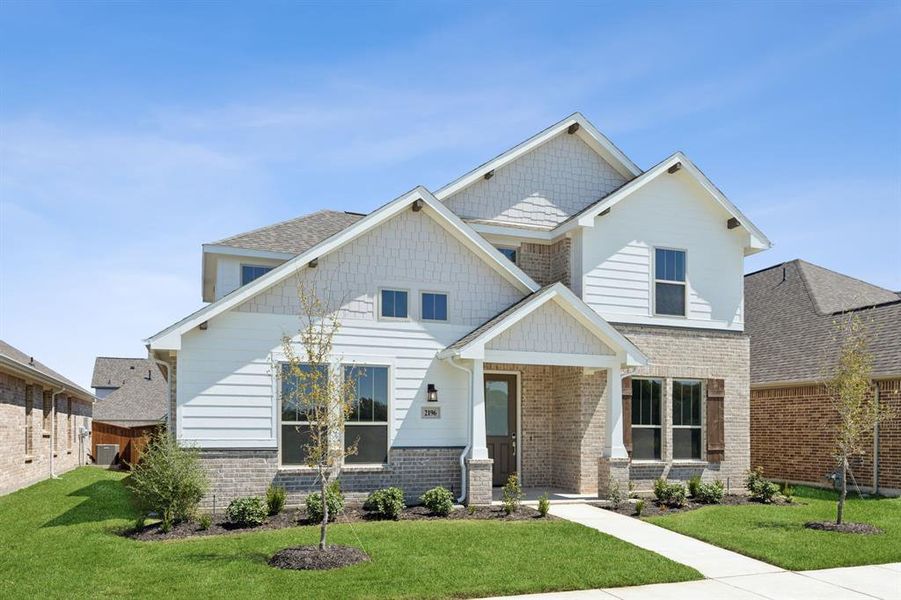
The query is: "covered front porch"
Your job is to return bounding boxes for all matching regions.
[438,283,648,505]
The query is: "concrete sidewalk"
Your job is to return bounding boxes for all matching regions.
[479,504,900,599]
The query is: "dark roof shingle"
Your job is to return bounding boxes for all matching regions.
[92,358,168,424]
[745,260,901,385]
[209,209,365,255]
[0,340,93,399]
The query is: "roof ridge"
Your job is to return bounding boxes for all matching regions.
[796,259,897,296]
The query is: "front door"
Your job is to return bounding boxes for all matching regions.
[485,373,517,486]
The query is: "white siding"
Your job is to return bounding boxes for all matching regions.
[443,133,626,228]
[178,208,529,449]
[214,255,287,300]
[486,300,614,355]
[581,173,746,331]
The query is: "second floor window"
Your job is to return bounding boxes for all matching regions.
[496,246,517,263]
[421,292,448,321]
[241,264,273,286]
[654,248,686,316]
[380,289,408,319]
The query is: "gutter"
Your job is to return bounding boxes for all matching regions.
[448,357,473,504]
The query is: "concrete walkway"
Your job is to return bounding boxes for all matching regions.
[479,504,900,599]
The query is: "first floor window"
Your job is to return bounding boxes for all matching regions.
[631,378,662,460]
[380,289,408,319]
[654,248,686,316]
[421,292,448,321]
[673,379,702,459]
[241,264,273,286]
[344,365,389,464]
[280,363,327,466]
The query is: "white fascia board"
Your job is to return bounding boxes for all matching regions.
[468,222,557,242]
[557,152,772,252]
[201,244,297,261]
[483,350,621,368]
[434,113,641,201]
[147,186,538,348]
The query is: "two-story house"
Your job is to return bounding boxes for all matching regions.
[147,113,771,506]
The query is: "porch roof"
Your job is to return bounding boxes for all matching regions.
[438,283,648,367]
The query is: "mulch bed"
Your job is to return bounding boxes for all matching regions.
[595,494,795,518]
[804,521,882,535]
[268,545,370,570]
[127,504,553,541]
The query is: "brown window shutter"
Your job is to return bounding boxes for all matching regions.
[706,378,725,463]
[622,376,633,457]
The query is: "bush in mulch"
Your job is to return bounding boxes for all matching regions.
[804,521,883,535]
[598,493,795,518]
[269,545,370,570]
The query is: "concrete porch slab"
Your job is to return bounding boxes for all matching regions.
[491,487,599,505]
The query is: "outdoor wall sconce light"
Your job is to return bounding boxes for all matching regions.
[427,383,438,402]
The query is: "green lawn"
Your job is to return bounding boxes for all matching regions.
[649,486,901,570]
[0,468,699,599]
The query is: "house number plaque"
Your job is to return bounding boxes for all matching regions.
[421,406,441,419]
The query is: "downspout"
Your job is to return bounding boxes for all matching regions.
[448,357,473,504]
[50,387,65,479]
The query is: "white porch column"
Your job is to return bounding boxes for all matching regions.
[469,359,489,459]
[604,364,629,459]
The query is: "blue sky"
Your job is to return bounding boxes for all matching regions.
[1,1,899,388]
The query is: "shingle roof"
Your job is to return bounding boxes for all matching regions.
[0,340,94,400]
[745,260,901,385]
[91,358,168,424]
[209,209,365,255]
[445,285,553,352]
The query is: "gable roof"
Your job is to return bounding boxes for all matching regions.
[92,356,157,388]
[439,282,648,366]
[0,340,94,402]
[745,260,901,385]
[93,360,168,424]
[554,152,771,253]
[207,209,365,255]
[434,112,641,202]
[148,186,540,350]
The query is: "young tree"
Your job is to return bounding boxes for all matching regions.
[280,282,357,550]
[825,313,892,525]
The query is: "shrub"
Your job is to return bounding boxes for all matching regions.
[779,481,795,502]
[420,486,454,517]
[306,481,345,522]
[467,504,476,515]
[226,496,267,527]
[266,485,287,516]
[687,475,702,498]
[653,478,686,507]
[608,481,623,508]
[695,480,724,504]
[198,514,212,530]
[364,487,406,520]
[537,492,550,518]
[746,467,780,503]
[501,473,523,515]
[127,434,208,525]
[635,499,645,517]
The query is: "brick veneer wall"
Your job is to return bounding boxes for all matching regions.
[613,324,751,494]
[751,378,901,494]
[197,446,463,509]
[517,238,571,288]
[1,371,92,496]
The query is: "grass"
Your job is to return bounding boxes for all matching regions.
[649,485,901,570]
[0,468,699,599]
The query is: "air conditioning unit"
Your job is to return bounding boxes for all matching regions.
[95,444,119,467]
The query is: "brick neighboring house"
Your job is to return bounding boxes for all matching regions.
[0,340,94,495]
[91,357,168,466]
[146,113,772,507]
[746,260,901,495]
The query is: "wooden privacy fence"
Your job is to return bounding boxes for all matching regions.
[92,422,162,468]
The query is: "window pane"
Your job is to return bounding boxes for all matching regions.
[497,247,517,263]
[485,380,509,436]
[673,380,701,426]
[675,251,685,282]
[673,428,701,460]
[421,293,447,321]
[345,425,388,464]
[281,424,313,465]
[422,293,433,320]
[241,265,272,286]
[655,248,666,280]
[282,363,327,422]
[632,379,661,426]
[656,282,685,316]
[373,367,388,421]
[655,249,685,282]
[434,293,447,320]
[633,428,661,460]
[381,289,394,317]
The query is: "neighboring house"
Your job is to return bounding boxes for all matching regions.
[91,357,168,466]
[147,113,771,506]
[0,340,94,495]
[746,260,901,495]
